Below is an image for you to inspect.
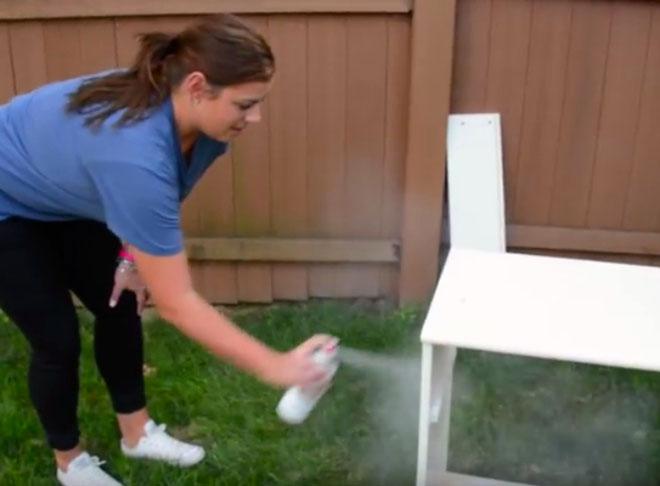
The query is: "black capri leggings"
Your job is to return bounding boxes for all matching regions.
[0,217,146,451]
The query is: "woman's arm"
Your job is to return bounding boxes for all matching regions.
[131,246,329,388]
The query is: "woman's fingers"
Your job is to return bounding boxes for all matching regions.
[108,281,124,308]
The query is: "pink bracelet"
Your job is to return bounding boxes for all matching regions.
[118,248,135,262]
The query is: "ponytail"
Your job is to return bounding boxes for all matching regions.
[67,14,274,128]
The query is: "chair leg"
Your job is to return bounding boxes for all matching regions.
[417,343,457,486]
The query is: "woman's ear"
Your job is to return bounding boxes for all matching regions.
[182,71,208,104]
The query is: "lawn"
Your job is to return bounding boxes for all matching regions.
[1,300,660,485]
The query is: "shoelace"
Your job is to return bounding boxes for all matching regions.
[90,456,106,467]
[148,424,191,454]
[71,455,106,470]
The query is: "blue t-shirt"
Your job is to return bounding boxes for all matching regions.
[0,73,227,255]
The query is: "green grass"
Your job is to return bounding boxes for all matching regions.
[1,301,660,485]
[449,351,660,485]
[0,301,422,485]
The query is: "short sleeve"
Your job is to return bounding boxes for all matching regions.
[88,159,183,256]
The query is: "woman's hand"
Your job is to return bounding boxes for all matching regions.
[260,334,338,388]
[109,259,149,315]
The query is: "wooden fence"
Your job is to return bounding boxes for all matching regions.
[452,0,660,264]
[0,0,449,305]
[2,0,658,304]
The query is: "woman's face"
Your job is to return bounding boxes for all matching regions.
[195,79,272,142]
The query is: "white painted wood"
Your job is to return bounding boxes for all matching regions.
[434,346,456,472]
[417,114,507,485]
[437,472,534,486]
[446,114,506,252]
[417,344,457,486]
[416,344,433,486]
[423,248,660,373]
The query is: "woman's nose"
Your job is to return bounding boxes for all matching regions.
[245,104,261,123]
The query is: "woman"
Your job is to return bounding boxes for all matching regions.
[0,14,332,486]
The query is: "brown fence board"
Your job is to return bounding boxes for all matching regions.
[197,150,239,303]
[189,261,238,304]
[398,0,454,303]
[272,263,307,300]
[0,0,414,19]
[513,0,572,225]
[451,0,490,113]
[0,24,14,102]
[509,224,660,256]
[484,0,531,220]
[343,15,388,297]
[184,149,240,303]
[43,20,83,81]
[307,16,347,297]
[587,4,650,229]
[185,237,398,262]
[268,15,309,300]
[379,15,409,298]
[42,19,117,81]
[549,0,611,228]
[78,20,118,72]
[232,16,274,303]
[198,156,237,237]
[9,21,47,92]
[623,9,660,232]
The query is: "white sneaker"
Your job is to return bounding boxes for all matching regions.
[121,420,205,467]
[57,452,123,486]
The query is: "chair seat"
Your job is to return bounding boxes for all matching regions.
[422,248,660,373]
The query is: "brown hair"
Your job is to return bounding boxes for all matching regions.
[67,14,275,127]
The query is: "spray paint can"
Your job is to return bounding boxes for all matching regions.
[276,340,340,425]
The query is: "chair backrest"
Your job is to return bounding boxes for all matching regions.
[446,113,506,252]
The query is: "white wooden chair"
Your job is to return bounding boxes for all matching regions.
[416,114,660,485]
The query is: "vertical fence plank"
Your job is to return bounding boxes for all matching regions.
[485,0,532,220]
[399,0,456,304]
[188,150,239,304]
[43,20,82,81]
[549,0,611,227]
[379,15,410,299]
[623,8,660,232]
[451,0,491,112]
[588,3,651,229]
[78,19,118,72]
[513,0,572,225]
[269,15,309,301]
[233,15,273,303]
[9,21,47,93]
[43,19,117,81]
[0,24,15,103]
[343,15,388,297]
[307,16,347,297]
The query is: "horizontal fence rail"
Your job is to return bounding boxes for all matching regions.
[508,225,660,257]
[185,238,400,262]
[0,0,413,19]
